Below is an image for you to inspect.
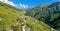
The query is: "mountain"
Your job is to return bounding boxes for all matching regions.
[26,2,60,30]
[0,1,57,31]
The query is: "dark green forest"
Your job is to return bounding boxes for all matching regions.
[26,2,60,30]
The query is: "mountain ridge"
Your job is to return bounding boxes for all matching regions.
[26,1,60,30]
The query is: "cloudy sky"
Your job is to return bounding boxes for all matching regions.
[0,0,60,9]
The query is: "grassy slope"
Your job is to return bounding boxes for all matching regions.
[25,16,57,31]
[0,1,26,31]
[0,1,57,31]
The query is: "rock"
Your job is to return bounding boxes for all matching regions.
[41,22,44,24]
[22,25,26,31]
[51,28,54,30]
[9,29,13,31]
[0,19,2,21]
[25,27,30,31]
[9,26,16,31]
[22,25,30,31]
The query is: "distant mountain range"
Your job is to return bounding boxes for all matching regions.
[26,2,60,30]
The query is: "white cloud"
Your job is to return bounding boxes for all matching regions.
[7,1,16,6]
[0,0,30,9]
[0,0,16,6]
[0,0,4,1]
[19,3,29,9]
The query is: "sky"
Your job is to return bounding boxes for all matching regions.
[9,0,58,6]
[0,0,60,9]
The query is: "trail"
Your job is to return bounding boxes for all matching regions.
[21,16,30,31]
[9,16,55,31]
[22,25,26,31]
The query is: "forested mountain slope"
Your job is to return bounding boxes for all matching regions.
[26,2,60,30]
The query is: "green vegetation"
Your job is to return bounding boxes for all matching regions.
[0,1,57,31]
[27,2,60,30]
[25,16,56,31]
[0,1,25,31]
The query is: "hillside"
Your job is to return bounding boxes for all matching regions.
[0,1,25,31]
[26,2,60,30]
[0,1,57,31]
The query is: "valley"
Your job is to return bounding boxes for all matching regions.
[0,1,60,31]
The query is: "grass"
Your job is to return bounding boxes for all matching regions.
[0,1,57,31]
[25,17,57,31]
[0,1,25,31]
